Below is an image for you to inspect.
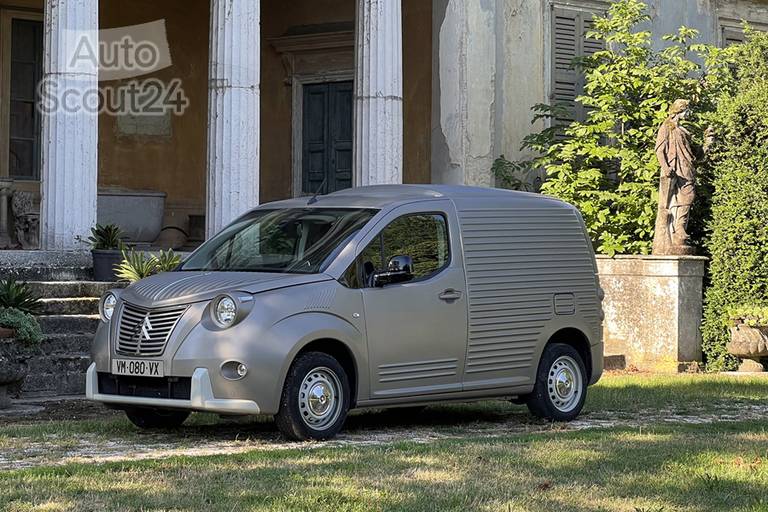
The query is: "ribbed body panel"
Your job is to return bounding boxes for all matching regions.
[458,207,601,376]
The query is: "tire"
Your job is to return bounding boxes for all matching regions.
[526,343,588,422]
[124,408,190,429]
[275,352,351,441]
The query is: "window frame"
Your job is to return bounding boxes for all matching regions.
[0,8,44,185]
[342,211,453,289]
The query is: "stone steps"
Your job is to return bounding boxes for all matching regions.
[39,297,100,316]
[38,314,101,335]
[27,281,122,299]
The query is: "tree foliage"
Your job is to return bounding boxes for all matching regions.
[701,29,768,370]
[508,0,722,255]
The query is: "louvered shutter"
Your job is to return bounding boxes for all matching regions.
[722,26,745,47]
[552,7,604,125]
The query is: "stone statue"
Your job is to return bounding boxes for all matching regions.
[652,99,712,255]
[11,191,39,250]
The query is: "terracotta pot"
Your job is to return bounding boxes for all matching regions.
[0,327,14,339]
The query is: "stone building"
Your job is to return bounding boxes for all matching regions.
[0,0,766,251]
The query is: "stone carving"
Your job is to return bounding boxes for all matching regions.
[728,324,768,372]
[11,191,40,250]
[652,99,713,255]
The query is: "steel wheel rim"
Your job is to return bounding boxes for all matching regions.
[298,367,343,431]
[547,356,582,413]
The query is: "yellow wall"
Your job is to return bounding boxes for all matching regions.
[99,0,209,223]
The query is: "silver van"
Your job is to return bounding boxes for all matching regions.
[87,185,604,440]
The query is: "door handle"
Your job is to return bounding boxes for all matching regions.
[439,289,463,302]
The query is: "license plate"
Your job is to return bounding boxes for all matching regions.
[112,359,164,378]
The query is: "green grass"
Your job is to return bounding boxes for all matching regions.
[1,374,767,512]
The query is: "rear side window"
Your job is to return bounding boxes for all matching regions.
[342,214,450,288]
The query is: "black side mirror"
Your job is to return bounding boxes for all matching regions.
[373,255,414,287]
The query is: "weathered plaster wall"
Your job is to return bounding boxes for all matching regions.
[99,0,209,228]
[431,0,500,187]
[597,256,708,372]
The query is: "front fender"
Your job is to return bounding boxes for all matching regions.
[268,312,368,412]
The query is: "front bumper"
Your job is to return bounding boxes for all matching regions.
[85,363,261,415]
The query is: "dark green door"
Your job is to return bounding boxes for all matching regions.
[302,81,353,195]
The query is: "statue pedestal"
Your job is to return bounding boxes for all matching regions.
[596,255,708,372]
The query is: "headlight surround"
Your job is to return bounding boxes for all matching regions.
[100,292,118,322]
[213,295,238,328]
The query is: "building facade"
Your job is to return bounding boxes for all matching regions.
[0,0,766,251]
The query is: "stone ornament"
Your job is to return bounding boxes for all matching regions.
[728,324,768,372]
[652,99,713,255]
[11,191,40,251]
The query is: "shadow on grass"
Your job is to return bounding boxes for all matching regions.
[1,421,766,512]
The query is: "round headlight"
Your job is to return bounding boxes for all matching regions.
[214,296,237,328]
[102,293,117,322]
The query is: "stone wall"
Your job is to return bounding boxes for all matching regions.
[597,255,708,372]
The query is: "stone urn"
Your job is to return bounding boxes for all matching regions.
[0,340,27,409]
[728,323,768,372]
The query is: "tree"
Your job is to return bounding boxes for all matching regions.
[500,0,720,255]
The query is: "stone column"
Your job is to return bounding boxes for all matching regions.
[354,0,404,186]
[40,0,99,251]
[206,0,260,238]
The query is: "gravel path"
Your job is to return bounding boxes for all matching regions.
[2,399,766,471]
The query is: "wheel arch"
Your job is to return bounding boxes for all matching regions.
[293,338,360,408]
[546,327,593,383]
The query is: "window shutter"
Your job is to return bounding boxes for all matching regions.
[552,7,604,126]
[722,26,745,47]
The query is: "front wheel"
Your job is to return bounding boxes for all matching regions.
[125,408,190,429]
[275,352,351,441]
[526,343,587,422]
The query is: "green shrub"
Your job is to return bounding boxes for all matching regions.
[0,307,43,346]
[702,30,768,370]
[88,224,124,251]
[116,249,182,283]
[507,0,723,255]
[0,279,41,314]
[729,306,768,327]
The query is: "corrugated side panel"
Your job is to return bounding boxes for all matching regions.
[459,207,601,376]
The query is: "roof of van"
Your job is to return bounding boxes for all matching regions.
[260,185,573,211]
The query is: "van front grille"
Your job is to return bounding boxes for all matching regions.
[117,303,187,357]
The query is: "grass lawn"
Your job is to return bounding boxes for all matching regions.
[1,373,767,512]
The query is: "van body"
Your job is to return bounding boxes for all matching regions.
[88,185,604,440]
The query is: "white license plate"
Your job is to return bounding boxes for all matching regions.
[112,359,165,378]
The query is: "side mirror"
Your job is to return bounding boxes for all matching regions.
[373,255,414,287]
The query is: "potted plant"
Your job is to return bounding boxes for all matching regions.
[0,307,43,409]
[88,224,125,282]
[115,248,182,283]
[728,306,768,372]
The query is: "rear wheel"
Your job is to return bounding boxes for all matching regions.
[125,408,190,429]
[526,343,587,422]
[275,352,351,441]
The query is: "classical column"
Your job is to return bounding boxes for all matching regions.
[40,0,99,251]
[354,0,404,186]
[206,0,260,238]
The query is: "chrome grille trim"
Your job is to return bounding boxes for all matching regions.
[116,302,188,357]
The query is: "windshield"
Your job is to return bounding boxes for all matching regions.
[180,208,378,274]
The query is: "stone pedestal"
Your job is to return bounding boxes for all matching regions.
[596,255,708,372]
[354,0,403,186]
[206,0,260,238]
[40,0,99,250]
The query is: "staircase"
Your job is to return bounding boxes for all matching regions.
[20,281,116,397]
[0,251,120,398]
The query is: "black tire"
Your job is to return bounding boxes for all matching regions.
[124,408,190,429]
[275,352,351,441]
[526,343,588,422]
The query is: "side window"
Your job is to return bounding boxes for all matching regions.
[343,213,450,288]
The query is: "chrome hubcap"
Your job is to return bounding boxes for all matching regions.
[547,356,582,413]
[298,367,342,431]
